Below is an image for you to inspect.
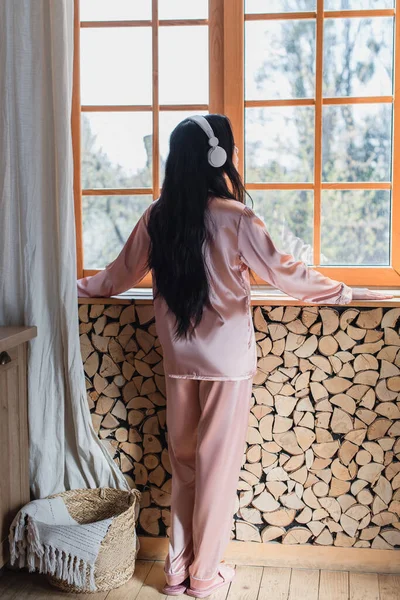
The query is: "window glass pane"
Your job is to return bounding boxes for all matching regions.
[325,0,393,9]
[323,18,394,97]
[321,190,391,266]
[82,113,152,189]
[159,110,208,180]
[158,0,208,19]
[252,191,314,263]
[80,0,151,20]
[322,104,392,182]
[81,28,152,105]
[83,196,153,269]
[159,26,208,104]
[245,107,315,183]
[245,21,315,100]
[245,0,316,13]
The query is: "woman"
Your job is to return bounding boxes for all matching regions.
[78,114,389,598]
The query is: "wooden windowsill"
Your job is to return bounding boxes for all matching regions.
[0,327,38,352]
[78,287,400,307]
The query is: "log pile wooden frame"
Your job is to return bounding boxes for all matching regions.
[79,302,400,550]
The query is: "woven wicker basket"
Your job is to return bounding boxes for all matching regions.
[46,487,141,594]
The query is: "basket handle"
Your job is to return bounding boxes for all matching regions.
[129,488,141,520]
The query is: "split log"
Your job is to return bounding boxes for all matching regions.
[340,309,360,330]
[331,408,354,434]
[367,418,393,440]
[330,479,351,497]
[313,441,339,459]
[253,491,280,512]
[319,336,339,356]
[263,508,296,527]
[357,463,385,484]
[347,325,366,341]
[323,377,352,395]
[282,527,312,545]
[239,507,263,525]
[140,508,161,536]
[266,481,287,500]
[261,526,285,542]
[356,308,383,329]
[274,431,303,455]
[334,533,356,547]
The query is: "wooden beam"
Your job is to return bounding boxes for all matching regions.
[81,104,209,112]
[252,267,400,287]
[224,0,244,176]
[321,182,391,190]
[313,0,324,267]
[209,0,224,114]
[392,5,400,276]
[244,9,395,20]
[137,537,400,574]
[245,97,393,108]
[323,96,393,105]
[324,9,395,19]
[246,182,391,190]
[72,0,83,278]
[82,188,153,196]
[246,182,314,190]
[80,19,208,28]
[245,12,316,21]
[152,0,160,199]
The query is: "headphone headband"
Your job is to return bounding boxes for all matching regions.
[189,116,228,168]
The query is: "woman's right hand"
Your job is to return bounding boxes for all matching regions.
[352,288,394,301]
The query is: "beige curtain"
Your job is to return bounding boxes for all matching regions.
[0,0,129,497]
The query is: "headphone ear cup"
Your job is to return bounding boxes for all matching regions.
[208,145,227,168]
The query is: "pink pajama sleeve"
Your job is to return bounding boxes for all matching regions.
[238,206,352,305]
[77,210,151,298]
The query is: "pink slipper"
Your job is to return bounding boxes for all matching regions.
[186,564,235,598]
[162,577,190,596]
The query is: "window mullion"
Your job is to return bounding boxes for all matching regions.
[223,0,244,177]
[392,4,400,275]
[313,0,324,267]
[73,0,83,279]
[152,0,160,200]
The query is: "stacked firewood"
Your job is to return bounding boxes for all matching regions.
[79,303,400,548]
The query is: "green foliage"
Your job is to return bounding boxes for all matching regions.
[82,115,153,268]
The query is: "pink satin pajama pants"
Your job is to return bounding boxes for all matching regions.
[164,376,253,587]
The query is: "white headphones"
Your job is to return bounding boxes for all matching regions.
[189,115,228,168]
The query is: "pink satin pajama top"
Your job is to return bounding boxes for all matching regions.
[77,198,352,381]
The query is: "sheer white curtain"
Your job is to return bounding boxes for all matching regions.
[0,0,129,497]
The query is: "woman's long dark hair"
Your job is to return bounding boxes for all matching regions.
[147,114,247,338]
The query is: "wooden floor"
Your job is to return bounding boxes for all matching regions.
[0,561,399,600]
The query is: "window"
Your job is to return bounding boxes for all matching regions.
[73,0,400,287]
[74,0,210,280]
[240,0,400,286]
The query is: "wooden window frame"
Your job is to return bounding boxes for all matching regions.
[73,0,400,288]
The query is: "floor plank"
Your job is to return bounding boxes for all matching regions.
[288,569,319,600]
[135,562,167,600]
[258,566,291,600]
[379,574,400,600]
[106,560,153,600]
[319,571,349,600]
[0,570,31,599]
[349,573,379,600]
[226,565,263,600]
[196,575,232,600]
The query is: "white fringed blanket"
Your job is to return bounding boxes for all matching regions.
[9,496,113,591]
